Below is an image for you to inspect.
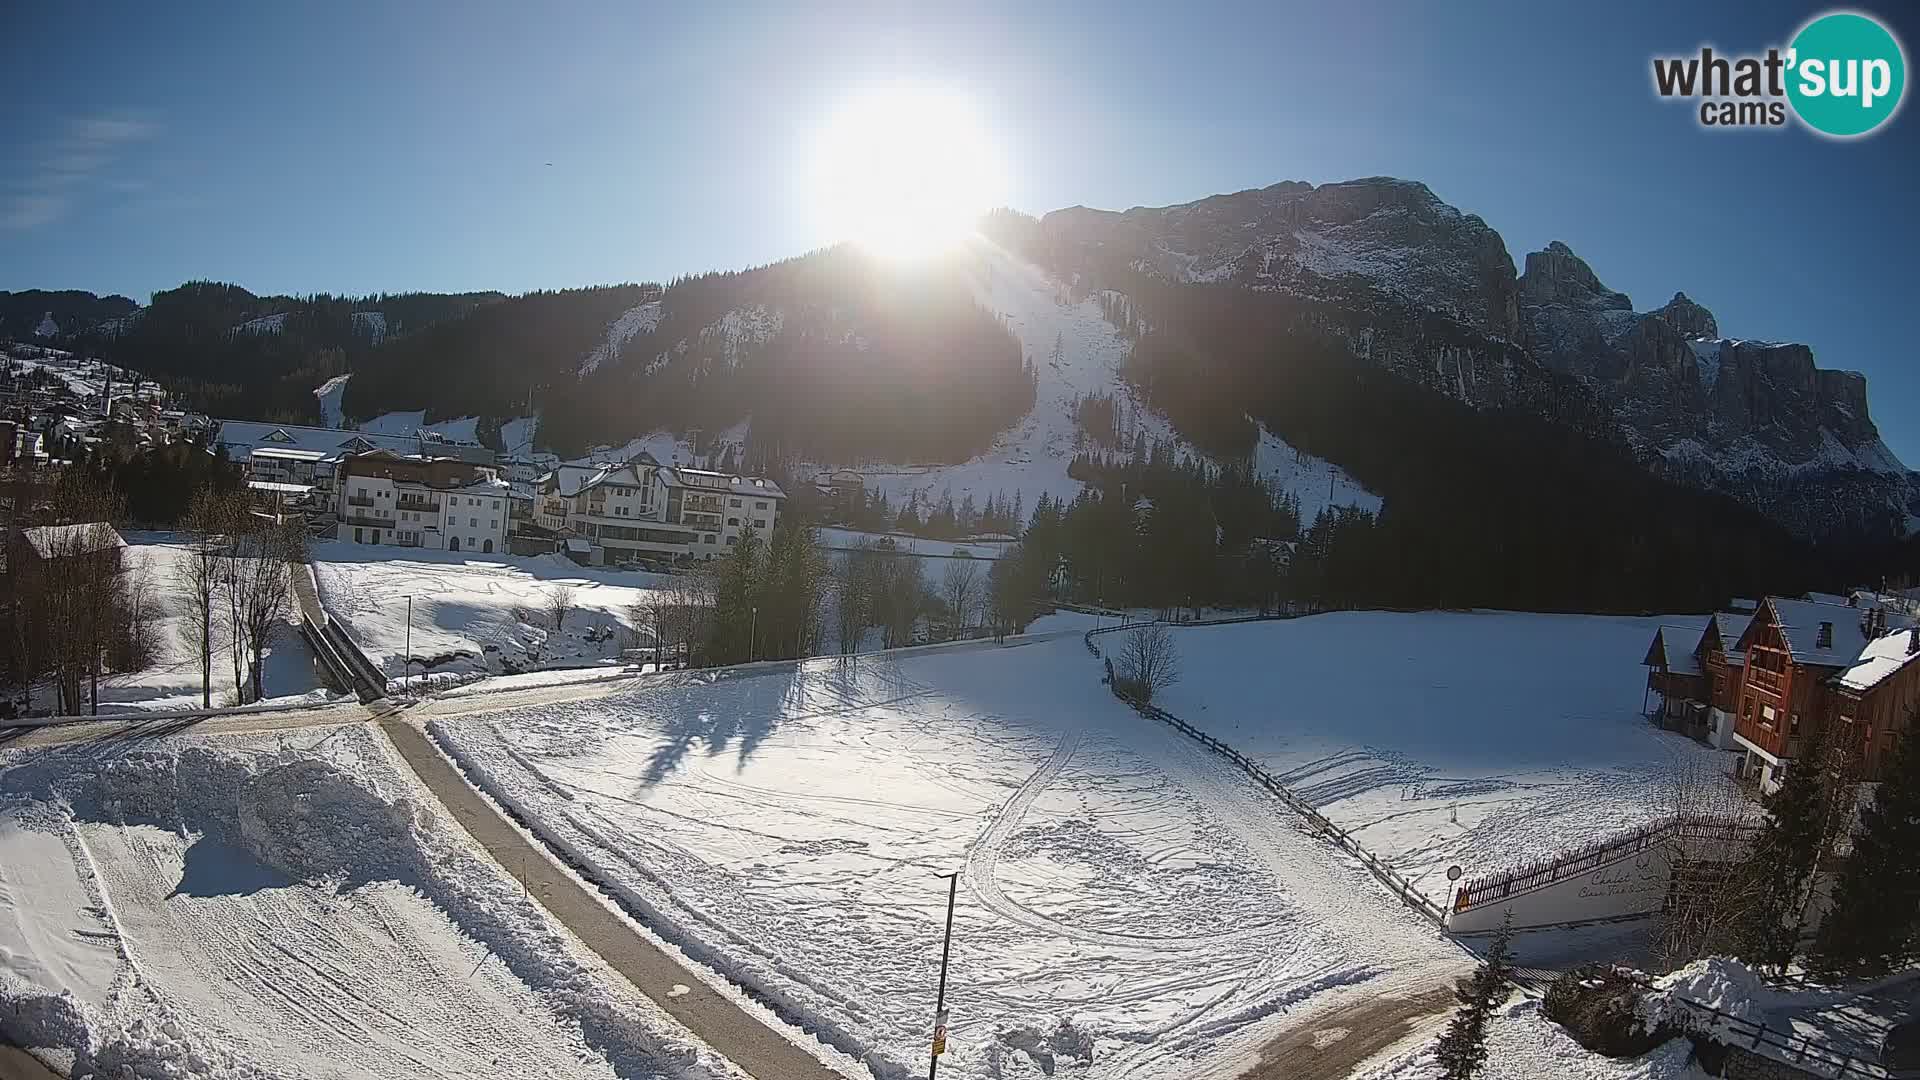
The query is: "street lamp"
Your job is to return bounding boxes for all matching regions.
[404,595,413,695]
[928,871,958,1079]
[750,604,758,661]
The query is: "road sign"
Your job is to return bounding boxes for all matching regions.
[1446,864,1463,882]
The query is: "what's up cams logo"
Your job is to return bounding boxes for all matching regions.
[1652,10,1906,137]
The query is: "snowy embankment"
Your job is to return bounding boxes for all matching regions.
[1357,998,1707,1080]
[0,725,744,1080]
[1155,611,1727,905]
[310,542,669,683]
[17,535,331,715]
[431,638,1462,1080]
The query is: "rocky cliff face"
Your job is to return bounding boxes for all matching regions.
[1037,180,1917,541]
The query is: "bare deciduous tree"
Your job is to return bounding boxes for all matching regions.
[228,517,301,704]
[940,559,982,640]
[1650,758,1765,972]
[877,556,926,649]
[544,585,576,631]
[1116,623,1180,704]
[175,489,229,708]
[833,543,880,654]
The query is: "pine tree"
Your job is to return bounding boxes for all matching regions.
[1736,721,1853,973]
[1815,710,1920,974]
[1435,914,1513,1079]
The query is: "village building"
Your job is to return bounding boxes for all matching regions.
[1646,594,1920,793]
[529,452,784,567]
[333,450,510,553]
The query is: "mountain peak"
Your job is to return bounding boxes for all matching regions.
[1518,242,1630,312]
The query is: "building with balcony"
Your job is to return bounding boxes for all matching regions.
[530,452,784,566]
[334,449,510,553]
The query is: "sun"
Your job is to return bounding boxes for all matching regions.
[811,88,1002,259]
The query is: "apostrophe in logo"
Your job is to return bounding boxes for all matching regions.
[1650,9,1907,137]
[1786,12,1906,137]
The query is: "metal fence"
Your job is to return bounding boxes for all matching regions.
[1454,814,1762,913]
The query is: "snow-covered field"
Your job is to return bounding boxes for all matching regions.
[310,541,668,681]
[19,535,330,715]
[1154,612,1728,904]
[431,636,1465,1080]
[0,725,742,1080]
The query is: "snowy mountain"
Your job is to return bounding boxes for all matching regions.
[1031,178,1916,541]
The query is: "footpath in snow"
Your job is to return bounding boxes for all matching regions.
[0,724,745,1080]
[430,636,1465,1080]
[1155,611,1728,906]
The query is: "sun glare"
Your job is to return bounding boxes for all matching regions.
[812,88,1002,259]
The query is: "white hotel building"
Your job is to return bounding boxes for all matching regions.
[335,450,511,553]
[533,452,784,565]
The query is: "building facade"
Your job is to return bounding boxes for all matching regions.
[531,453,784,566]
[1649,596,1920,794]
[333,450,510,553]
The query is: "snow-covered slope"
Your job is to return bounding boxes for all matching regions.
[313,373,351,427]
[850,241,1381,523]
[349,309,387,345]
[358,410,480,442]
[579,299,663,376]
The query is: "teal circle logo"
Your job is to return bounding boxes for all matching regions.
[1787,12,1906,137]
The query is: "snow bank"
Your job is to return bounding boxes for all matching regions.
[0,729,744,1080]
[1358,998,1705,1080]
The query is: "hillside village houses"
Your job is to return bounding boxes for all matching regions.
[1645,592,1920,794]
[334,449,510,552]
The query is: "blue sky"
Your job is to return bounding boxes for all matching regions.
[3,1,1917,462]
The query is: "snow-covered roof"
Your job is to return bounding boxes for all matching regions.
[1760,597,1917,669]
[1837,627,1920,693]
[247,480,314,495]
[248,447,328,462]
[1706,611,1755,661]
[15,522,124,559]
[656,466,784,500]
[1650,626,1703,676]
[215,419,430,461]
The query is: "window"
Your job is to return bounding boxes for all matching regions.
[703,534,716,544]
[470,517,479,528]
[725,535,738,546]
[727,517,740,526]
[756,501,768,510]
[1742,698,1753,720]
[1789,713,1800,735]
[492,500,500,510]
[489,519,497,529]
[754,519,767,529]
[729,498,741,508]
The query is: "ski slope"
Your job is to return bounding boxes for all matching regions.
[848,241,1380,525]
[432,636,1464,1080]
[0,725,743,1080]
[1155,612,1731,905]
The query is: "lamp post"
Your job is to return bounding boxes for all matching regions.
[928,871,958,1080]
[750,604,758,661]
[404,595,413,695]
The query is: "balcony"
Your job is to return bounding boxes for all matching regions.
[346,496,376,508]
[396,499,441,512]
[1747,667,1785,695]
[340,514,389,529]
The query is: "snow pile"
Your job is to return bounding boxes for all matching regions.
[1156,612,1729,902]
[0,728,745,1080]
[432,637,1462,1079]
[1644,958,1767,1029]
